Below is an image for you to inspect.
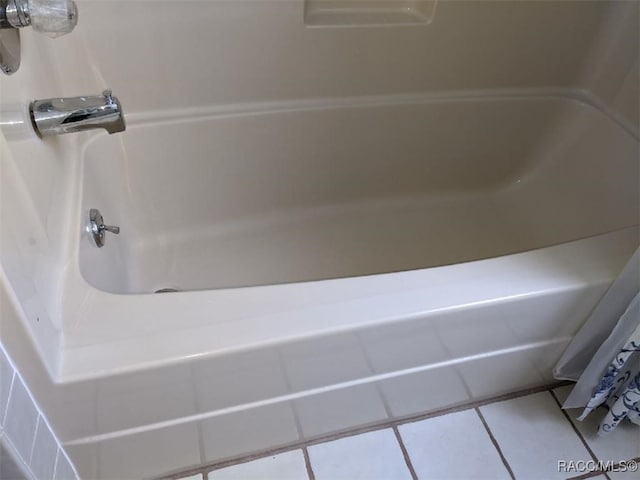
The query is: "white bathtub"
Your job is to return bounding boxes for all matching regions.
[0,0,636,475]
[38,90,635,477]
[66,90,638,375]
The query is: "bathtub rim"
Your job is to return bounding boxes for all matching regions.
[103,87,637,138]
[58,226,639,383]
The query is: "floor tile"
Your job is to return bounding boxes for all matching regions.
[308,429,412,480]
[399,409,511,479]
[208,450,308,480]
[553,385,640,479]
[480,391,593,480]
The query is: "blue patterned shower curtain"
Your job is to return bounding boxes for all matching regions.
[577,316,639,433]
[554,248,640,435]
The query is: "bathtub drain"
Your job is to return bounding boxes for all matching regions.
[154,287,181,294]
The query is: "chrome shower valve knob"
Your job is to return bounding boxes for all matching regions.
[1,0,78,36]
[88,208,120,248]
[1,0,78,74]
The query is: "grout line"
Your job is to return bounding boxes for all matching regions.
[0,345,80,480]
[166,444,309,479]
[3,369,79,480]
[391,381,570,430]
[275,349,306,444]
[295,382,570,452]
[159,464,207,479]
[475,407,516,480]
[392,426,418,480]
[51,448,60,480]
[357,331,395,420]
[27,415,41,466]
[158,382,568,479]
[1,369,15,427]
[1,432,38,480]
[302,447,316,480]
[548,391,612,480]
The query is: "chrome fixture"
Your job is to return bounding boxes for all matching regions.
[1,0,78,74]
[0,28,19,74]
[88,208,120,248]
[1,0,77,31]
[30,90,126,137]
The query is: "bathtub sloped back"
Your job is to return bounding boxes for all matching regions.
[79,95,639,293]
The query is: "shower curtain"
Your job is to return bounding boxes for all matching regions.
[554,248,640,435]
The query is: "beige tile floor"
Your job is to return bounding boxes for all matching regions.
[166,385,640,480]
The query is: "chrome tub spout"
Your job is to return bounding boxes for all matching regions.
[30,89,125,136]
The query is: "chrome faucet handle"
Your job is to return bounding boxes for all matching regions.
[88,208,120,248]
[99,224,120,235]
[1,0,78,74]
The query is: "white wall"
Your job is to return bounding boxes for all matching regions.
[578,1,639,131]
[29,0,610,112]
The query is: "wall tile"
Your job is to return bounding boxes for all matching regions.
[96,423,201,479]
[30,418,58,480]
[295,385,388,438]
[0,345,77,480]
[1,440,29,480]
[63,443,96,480]
[4,379,38,462]
[201,402,300,464]
[378,367,470,418]
[53,450,77,480]
[0,348,13,427]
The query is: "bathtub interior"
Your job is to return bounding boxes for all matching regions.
[37,0,625,295]
[79,95,639,294]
